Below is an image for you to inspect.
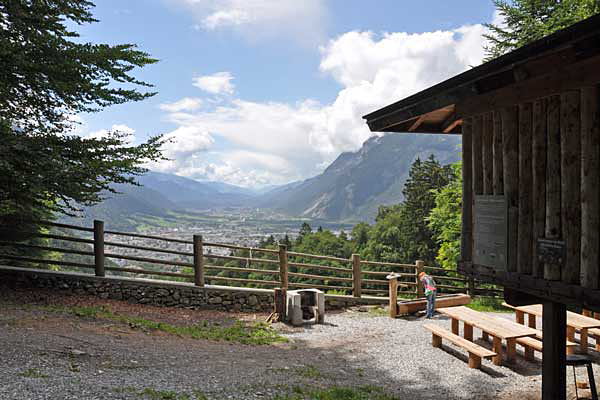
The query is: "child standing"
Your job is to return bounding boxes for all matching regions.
[419,271,437,318]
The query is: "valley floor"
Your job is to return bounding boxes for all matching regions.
[0,288,593,399]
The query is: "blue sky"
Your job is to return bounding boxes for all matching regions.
[73,0,497,187]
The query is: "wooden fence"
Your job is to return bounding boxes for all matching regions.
[0,220,503,299]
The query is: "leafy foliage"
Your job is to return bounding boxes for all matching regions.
[484,0,600,60]
[428,162,462,271]
[361,155,453,265]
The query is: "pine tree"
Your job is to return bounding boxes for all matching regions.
[484,0,600,60]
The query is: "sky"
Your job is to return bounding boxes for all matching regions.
[73,0,499,188]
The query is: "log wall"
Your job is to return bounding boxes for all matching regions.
[463,85,600,289]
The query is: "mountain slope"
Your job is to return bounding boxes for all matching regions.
[136,171,254,209]
[257,133,461,222]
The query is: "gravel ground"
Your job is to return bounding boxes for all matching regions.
[0,288,597,399]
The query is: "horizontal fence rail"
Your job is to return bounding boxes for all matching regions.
[0,219,502,299]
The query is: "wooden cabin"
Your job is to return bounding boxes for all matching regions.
[363,14,600,399]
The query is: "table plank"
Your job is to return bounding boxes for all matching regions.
[504,303,600,330]
[437,306,538,339]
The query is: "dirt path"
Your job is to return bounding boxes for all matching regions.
[0,288,559,399]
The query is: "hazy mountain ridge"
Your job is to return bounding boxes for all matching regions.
[256,133,461,222]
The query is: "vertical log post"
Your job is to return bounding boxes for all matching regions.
[389,278,398,318]
[545,95,562,280]
[93,220,105,277]
[274,288,287,320]
[472,115,484,198]
[279,244,288,290]
[416,260,425,298]
[461,118,473,263]
[468,278,475,297]
[502,106,519,273]
[482,113,494,195]
[560,91,581,284]
[581,86,600,289]
[193,234,204,287]
[493,111,504,195]
[518,103,533,274]
[542,301,566,400]
[352,254,362,298]
[532,99,547,278]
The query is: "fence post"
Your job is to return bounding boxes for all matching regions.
[416,260,424,298]
[93,220,105,277]
[279,244,288,289]
[352,254,362,298]
[193,234,205,287]
[468,277,475,297]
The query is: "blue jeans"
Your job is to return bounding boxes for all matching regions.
[426,291,436,318]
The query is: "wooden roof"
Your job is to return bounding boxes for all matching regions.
[363,13,600,134]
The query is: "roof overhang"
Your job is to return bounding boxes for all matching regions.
[363,13,600,134]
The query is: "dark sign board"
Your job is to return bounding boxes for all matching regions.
[537,239,565,265]
[473,195,508,271]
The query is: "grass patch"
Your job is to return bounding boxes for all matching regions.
[274,385,401,400]
[295,365,322,379]
[367,307,387,317]
[37,305,287,345]
[466,297,510,313]
[113,387,207,400]
[19,368,48,379]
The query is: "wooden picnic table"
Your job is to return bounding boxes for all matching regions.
[503,303,600,354]
[437,305,538,365]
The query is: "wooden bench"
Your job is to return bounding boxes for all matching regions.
[424,323,496,369]
[515,331,578,361]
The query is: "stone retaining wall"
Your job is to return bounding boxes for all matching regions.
[0,266,387,312]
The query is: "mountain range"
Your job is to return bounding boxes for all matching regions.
[64,133,461,228]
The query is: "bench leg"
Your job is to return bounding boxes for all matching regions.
[567,326,575,342]
[524,345,535,361]
[516,310,525,325]
[464,323,473,342]
[468,353,482,369]
[506,338,516,363]
[492,336,503,366]
[432,333,442,348]
[482,332,489,341]
[451,318,459,335]
[528,314,536,329]
[580,329,589,354]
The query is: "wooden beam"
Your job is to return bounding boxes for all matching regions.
[581,86,600,289]
[443,119,462,133]
[542,301,566,400]
[545,95,562,281]
[532,99,547,278]
[518,103,533,275]
[456,54,600,118]
[408,114,427,132]
[502,106,519,273]
[560,91,581,285]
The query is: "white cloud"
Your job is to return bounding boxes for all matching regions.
[159,97,203,112]
[88,124,136,145]
[156,21,490,187]
[193,72,235,95]
[173,0,327,45]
